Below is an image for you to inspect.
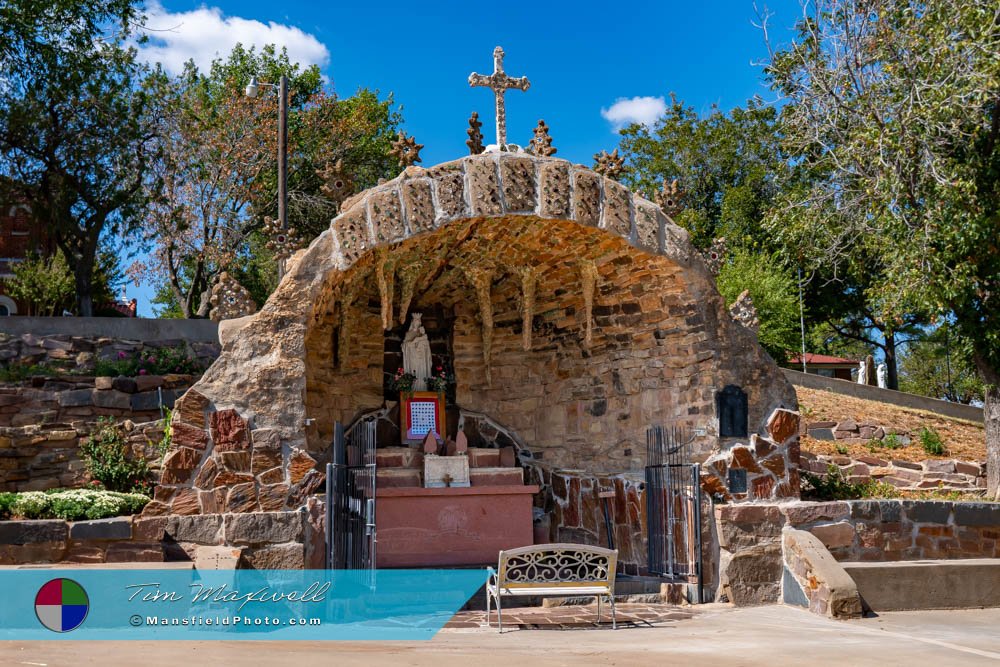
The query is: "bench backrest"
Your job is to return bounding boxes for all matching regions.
[496,543,618,590]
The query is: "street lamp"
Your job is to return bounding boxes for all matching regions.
[245,75,289,280]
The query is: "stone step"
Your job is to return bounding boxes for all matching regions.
[468,448,500,468]
[375,447,423,469]
[470,468,523,486]
[376,468,422,488]
[842,558,1000,611]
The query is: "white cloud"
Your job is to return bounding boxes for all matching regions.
[600,96,667,131]
[136,2,330,75]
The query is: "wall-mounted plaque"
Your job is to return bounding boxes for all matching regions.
[401,391,445,445]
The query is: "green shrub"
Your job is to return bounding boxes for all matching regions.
[80,418,151,493]
[0,492,16,519]
[802,464,897,500]
[7,489,149,521]
[881,433,904,449]
[93,345,206,378]
[919,427,947,456]
[836,444,849,455]
[0,363,58,382]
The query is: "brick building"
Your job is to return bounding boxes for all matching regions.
[0,201,53,316]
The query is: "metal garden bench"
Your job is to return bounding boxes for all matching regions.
[485,543,618,631]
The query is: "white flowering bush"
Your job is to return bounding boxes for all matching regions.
[4,489,150,521]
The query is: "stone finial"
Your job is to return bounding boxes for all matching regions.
[593,149,624,180]
[466,112,485,155]
[209,272,257,322]
[469,46,530,149]
[422,431,438,455]
[528,120,556,156]
[316,158,354,208]
[655,179,682,216]
[729,289,760,333]
[262,216,302,262]
[390,131,423,168]
[702,237,727,275]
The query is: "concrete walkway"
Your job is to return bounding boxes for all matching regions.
[2,604,998,666]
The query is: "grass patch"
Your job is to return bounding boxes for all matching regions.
[919,426,947,456]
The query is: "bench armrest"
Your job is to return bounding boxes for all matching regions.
[486,566,497,585]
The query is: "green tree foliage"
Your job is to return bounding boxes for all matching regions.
[617,97,789,250]
[6,252,75,316]
[766,0,1000,496]
[716,248,801,362]
[140,45,401,318]
[899,326,984,405]
[0,0,156,316]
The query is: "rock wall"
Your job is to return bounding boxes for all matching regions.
[0,332,219,376]
[0,501,325,568]
[0,374,196,428]
[0,419,166,492]
[802,450,987,492]
[716,500,1000,606]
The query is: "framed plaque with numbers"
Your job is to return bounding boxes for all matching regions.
[401,391,446,445]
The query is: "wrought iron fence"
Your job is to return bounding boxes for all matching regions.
[645,424,702,602]
[325,418,377,580]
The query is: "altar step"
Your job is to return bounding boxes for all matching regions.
[374,447,519,471]
[376,466,524,488]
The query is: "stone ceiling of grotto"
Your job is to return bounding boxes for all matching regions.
[308,214,686,328]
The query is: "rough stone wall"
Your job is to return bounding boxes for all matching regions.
[0,419,166,492]
[0,374,195,428]
[802,450,987,492]
[157,153,795,514]
[0,502,325,568]
[0,333,219,377]
[716,500,1000,606]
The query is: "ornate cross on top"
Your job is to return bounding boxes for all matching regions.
[468,46,530,149]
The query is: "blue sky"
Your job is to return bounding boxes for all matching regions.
[129,0,805,315]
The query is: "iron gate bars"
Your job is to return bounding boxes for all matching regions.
[645,424,703,603]
[325,418,377,578]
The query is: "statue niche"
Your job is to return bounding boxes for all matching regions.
[401,313,433,392]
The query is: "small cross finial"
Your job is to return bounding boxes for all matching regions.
[469,46,530,149]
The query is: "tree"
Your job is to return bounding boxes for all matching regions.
[765,0,1000,496]
[617,97,789,250]
[140,45,402,317]
[6,253,75,316]
[0,0,156,316]
[899,326,984,405]
[716,248,801,362]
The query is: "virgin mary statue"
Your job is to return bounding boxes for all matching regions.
[402,313,432,392]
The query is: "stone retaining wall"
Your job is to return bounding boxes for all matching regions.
[0,373,196,429]
[801,450,987,492]
[0,332,219,377]
[716,500,1000,606]
[0,419,166,492]
[0,499,325,568]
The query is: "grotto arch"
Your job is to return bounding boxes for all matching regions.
[151,152,795,520]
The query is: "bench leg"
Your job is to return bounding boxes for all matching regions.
[496,595,503,633]
[597,595,602,625]
[485,589,492,628]
[610,594,616,630]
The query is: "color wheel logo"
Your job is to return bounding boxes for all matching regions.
[35,578,89,633]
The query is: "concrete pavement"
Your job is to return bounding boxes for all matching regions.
[2,604,998,666]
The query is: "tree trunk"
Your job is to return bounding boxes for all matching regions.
[884,331,899,390]
[974,354,1000,500]
[75,265,93,317]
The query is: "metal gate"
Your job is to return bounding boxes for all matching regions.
[325,418,376,574]
[645,424,702,601]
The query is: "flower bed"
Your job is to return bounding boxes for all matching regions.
[0,489,150,521]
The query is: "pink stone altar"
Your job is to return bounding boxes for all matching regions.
[376,484,538,567]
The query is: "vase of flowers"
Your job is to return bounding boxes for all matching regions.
[425,365,454,394]
[391,368,417,395]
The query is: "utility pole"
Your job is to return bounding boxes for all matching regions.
[277,75,288,281]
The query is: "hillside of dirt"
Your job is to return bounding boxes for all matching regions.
[796,386,985,463]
